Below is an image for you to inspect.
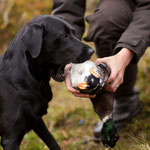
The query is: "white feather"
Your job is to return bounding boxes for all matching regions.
[70,61,99,88]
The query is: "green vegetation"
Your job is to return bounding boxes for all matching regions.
[0,0,150,149]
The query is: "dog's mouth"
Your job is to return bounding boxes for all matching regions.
[51,64,66,82]
[50,51,93,82]
[51,59,87,82]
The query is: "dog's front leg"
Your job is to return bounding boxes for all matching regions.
[90,91,119,148]
[1,138,19,150]
[33,118,61,150]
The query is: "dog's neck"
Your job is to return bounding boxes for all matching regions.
[1,42,53,105]
[26,51,64,82]
[25,51,52,81]
[2,41,51,85]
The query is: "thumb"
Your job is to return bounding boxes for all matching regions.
[64,63,72,75]
[94,58,107,65]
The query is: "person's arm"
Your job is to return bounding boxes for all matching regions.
[64,48,133,95]
[99,0,150,92]
[52,0,86,40]
[114,0,150,63]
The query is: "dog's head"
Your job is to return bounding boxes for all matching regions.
[21,15,94,81]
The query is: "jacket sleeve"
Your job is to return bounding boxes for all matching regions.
[115,0,150,63]
[52,0,86,40]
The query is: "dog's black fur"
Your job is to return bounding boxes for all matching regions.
[0,15,94,150]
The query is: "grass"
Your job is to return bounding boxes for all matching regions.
[1,0,150,150]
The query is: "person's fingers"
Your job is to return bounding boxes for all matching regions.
[95,58,111,68]
[105,81,120,92]
[73,93,96,98]
[65,76,79,93]
[67,85,80,93]
[94,58,106,65]
[64,63,72,74]
[109,76,120,89]
[65,67,80,94]
[64,63,72,70]
[105,84,115,92]
[106,71,117,85]
[105,73,123,92]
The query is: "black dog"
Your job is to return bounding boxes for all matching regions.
[0,15,94,150]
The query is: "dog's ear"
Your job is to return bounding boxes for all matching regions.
[21,23,44,58]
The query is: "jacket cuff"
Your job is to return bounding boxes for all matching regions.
[114,32,147,63]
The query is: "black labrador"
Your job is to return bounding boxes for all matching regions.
[0,15,94,150]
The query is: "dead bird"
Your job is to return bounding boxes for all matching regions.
[70,60,110,94]
[70,60,119,148]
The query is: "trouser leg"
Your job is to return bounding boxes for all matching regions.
[85,0,141,130]
[114,64,142,130]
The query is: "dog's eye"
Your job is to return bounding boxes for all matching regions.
[61,34,68,39]
[72,29,75,35]
[61,28,70,39]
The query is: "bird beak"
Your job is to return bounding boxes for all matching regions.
[77,82,89,90]
[90,68,100,78]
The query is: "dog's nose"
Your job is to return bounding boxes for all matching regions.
[88,48,94,56]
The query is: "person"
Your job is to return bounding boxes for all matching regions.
[52,0,150,138]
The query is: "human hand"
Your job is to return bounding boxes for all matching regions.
[64,64,96,98]
[95,48,134,92]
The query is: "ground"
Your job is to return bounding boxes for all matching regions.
[0,0,150,150]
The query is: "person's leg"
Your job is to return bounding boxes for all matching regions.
[114,65,142,130]
[85,0,141,136]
